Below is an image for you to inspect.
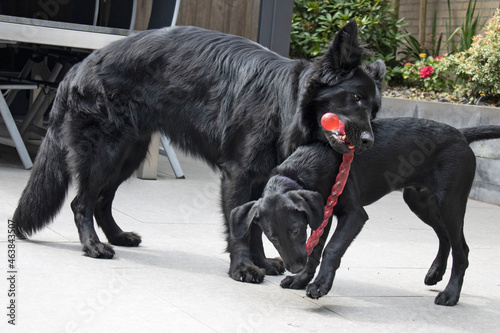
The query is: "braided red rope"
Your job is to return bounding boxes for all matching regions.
[305,148,354,255]
[305,115,355,256]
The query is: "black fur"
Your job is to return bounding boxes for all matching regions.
[231,118,500,305]
[12,22,385,280]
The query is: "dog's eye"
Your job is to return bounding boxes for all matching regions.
[353,94,361,102]
[291,228,300,238]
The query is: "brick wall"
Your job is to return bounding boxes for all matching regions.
[397,0,499,54]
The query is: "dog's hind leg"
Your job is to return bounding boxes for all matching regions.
[428,149,476,306]
[69,129,143,258]
[93,138,150,247]
[71,187,115,259]
[403,188,450,286]
[435,201,469,306]
[433,192,470,306]
[280,218,333,289]
[404,169,471,306]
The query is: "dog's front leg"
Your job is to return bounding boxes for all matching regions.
[280,218,333,289]
[228,232,266,283]
[306,208,368,299]
[249,223,285,275]
[222,171,267,283]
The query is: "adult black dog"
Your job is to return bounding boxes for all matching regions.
[12,22,385,283]
[230,117,500,305]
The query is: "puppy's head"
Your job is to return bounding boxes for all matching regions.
[229,190,324,273]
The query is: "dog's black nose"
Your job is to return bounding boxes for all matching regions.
[287,257,306,273]
[360,131,374,149]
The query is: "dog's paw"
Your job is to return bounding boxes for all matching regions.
[109,232,142,247]
[230,264,266,283]
[434,290,459,306]
[424,264,446,286]
[305,282,329,299]
[262,257,285,275]
[83,241,115,259]
[280,272,313,289]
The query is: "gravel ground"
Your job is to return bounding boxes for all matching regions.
[383,87,500,108]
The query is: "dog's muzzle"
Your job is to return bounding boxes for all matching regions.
[285,259,306,274]
[355,130,374,153]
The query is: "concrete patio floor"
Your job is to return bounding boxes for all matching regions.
[1,144,499,333]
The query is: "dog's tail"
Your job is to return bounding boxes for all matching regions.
[12,92,71,239]
[460,126,500,144]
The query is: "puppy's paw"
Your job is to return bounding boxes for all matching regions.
[83,241,115,259]
[305,282,330,299]
[280,272,313,289]
[109,232,142,247]
[305,274,334,299]
[230,264,266,283]
[434,289,459,306]
[424,264,446,286]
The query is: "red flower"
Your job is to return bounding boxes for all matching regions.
[420,66,434,78]
[434,56,445,61]
[404,62,413,66]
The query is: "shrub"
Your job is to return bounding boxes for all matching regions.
[443,9,500,102]
[402,53,452,92]
[290,0,406,81]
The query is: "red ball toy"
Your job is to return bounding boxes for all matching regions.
[321,113,340,131]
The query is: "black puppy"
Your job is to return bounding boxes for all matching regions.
[13,22,385,283]
[230,118,500,305]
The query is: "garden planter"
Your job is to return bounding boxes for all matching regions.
[379,97,500,205]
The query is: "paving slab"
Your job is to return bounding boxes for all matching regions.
[1,144,499,333]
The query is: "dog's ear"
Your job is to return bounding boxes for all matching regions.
[319,20,363,85]
[288,190,324,230]
[363,59,386,91]
[229,201,259,240]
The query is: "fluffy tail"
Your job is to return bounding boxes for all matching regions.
[460,126,500,144]
[13,101,71,239]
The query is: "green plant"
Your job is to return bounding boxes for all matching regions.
[446,0,485,53]
[399,33,425,61]
[401,0,484,63]
[443,9,500,102]
[401,9,443,61]
[290,0,406,81]
[402,53,452,92]
[429,9,443,57]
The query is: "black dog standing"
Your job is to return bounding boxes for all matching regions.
[12,22,385,283]
[231,118,500,305]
